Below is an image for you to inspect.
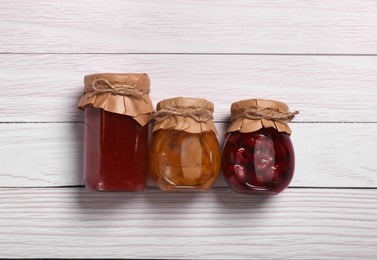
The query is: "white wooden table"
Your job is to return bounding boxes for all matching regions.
[1,1,377,259]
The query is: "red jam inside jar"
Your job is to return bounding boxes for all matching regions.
[222,127,294,195]
[78,73,154,191]
[84,107,149,191]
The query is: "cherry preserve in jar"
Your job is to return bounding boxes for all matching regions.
[78,73,154,191]
[150,97,221,191]
[222,99,298,195]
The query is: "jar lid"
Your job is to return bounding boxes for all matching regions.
[227,99,298,135]
[78,73,155,126]
[157,97,214,112]
[152,97,218,134]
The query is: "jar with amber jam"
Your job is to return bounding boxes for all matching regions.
[222,99,298,195]
[78,73,154,191]
[150,97,221,191]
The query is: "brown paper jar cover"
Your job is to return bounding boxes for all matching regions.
[150,97,221,191]
[152,97,218,134]
[222,98,297,195]
[227,99,295,135]
[78,73,155,126]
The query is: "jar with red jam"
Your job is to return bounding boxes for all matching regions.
[150,97,221,191]
[78,73,154,191]
[222,99,298,195]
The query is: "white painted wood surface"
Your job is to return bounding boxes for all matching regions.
[1,188,376,259]
[1,0,377,259]
[1,54,377,122]
[0,123,376,188]
[1,0,377,54]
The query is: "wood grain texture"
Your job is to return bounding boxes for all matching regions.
[1,0,377,54]
[1,54,377,122]
[0,188,376,259]
[0,122,376,188]
[2,1,377,258]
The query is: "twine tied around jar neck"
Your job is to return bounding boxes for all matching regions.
[232,107,299,124]
[85,78,150,101]
[152,106,214,123]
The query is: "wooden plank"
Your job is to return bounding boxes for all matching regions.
[0,122,376,188]
[1,54,377,122]
[0,1,377,54]
[0,187,376,259]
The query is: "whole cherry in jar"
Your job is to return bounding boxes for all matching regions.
[222,99,298,195]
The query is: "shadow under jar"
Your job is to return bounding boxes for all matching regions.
[78,73,155,191]
[150,97,221,191]
[222,99,298,195]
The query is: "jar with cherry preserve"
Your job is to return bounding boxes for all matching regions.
[78,73,154,191]
[222,99,298,195]
[150,97,221,191]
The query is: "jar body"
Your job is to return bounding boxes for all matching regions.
[222,127,294,195]
[150,129,221,191]
[84,107,148,191]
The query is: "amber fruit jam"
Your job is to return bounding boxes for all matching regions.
[222,127,294,195]
[150,129,221,191]
[84,107,148,191]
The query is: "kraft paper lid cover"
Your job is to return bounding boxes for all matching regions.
[78,73,155,126]
[152,97,218,134]
[227,99,298,135]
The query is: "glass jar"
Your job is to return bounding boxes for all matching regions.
[222,99,298,195]
[78,73,154,191]
[150,97,221,191]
